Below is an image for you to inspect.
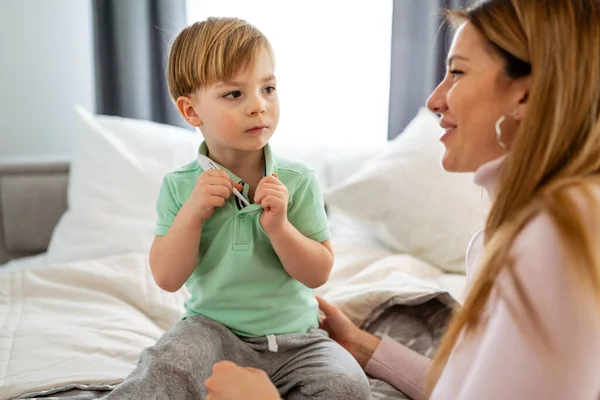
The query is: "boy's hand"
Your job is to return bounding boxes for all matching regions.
[188,170,241,222]
[255,173,288,234]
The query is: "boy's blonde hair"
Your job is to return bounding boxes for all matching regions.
[167,17,273,101]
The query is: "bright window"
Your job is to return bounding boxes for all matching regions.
[186,0,392,148]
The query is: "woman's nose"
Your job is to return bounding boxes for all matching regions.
[426,81,448,115]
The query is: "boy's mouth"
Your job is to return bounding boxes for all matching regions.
[245,125,268,133]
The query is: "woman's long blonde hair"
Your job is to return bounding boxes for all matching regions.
[428,0,600,393]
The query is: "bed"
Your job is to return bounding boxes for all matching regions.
[0,106,488,399]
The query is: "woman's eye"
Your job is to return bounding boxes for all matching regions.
[449,70,464,80]
[224,91,242,99]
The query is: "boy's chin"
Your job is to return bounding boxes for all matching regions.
[235,135,272,151]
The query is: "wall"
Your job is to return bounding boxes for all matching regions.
[0,0,95,157]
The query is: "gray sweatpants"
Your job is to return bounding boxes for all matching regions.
[104,314,370,400]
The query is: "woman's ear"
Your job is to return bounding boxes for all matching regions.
[509,76,531,122]
[176,96,203,127]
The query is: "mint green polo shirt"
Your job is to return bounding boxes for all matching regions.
[155,142,331,337]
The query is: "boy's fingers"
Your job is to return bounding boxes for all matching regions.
[206,170,228,179]
[254,188,263,203]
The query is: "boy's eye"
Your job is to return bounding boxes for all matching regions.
[264,85,276,94]
[224,91,242,99]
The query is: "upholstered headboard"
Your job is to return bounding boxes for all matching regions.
[0,157,69,264]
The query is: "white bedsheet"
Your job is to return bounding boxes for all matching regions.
[315,239,465,327]
[0,253,187,400]
[0,253,47,273]
[0,242,465,399]
[326,210,467,310]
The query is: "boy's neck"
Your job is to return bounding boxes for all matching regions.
[207,146,265,186]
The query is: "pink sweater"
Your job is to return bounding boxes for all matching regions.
[365,156,600,399]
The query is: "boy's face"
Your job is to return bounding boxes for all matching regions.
[189,47,279,153]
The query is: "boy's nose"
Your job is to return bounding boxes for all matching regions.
[247,95,266,115]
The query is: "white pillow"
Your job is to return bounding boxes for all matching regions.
[46,106,203,263]
[324,108,490,273]
[270,142,330,189]
[325,145,384,187]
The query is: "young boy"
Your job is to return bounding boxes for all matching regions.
[105,17,370,400]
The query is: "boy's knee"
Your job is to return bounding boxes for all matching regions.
[323,369,370,400]
[141,343,194,378]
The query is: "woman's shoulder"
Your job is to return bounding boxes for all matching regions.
[501,180,600,336]
[511,180,600,265]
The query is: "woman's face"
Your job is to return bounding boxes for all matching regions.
[427,22,526,172]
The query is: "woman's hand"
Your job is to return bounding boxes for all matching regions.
[205,360,281,400]
[316,296,382,368]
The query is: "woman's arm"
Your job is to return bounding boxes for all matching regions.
[365,335,431,400]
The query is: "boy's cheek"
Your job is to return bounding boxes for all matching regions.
[205,112,238,136]
[221,115,239,133]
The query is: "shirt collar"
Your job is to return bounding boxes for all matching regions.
[198,141,277,181]
[474,154,508,199]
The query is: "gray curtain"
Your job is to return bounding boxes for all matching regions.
[93,0,188,128]
[388,0,471,139]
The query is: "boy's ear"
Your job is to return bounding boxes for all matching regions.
[176,96,202,127]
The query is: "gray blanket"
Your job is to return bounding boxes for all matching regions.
[364,298,453,399]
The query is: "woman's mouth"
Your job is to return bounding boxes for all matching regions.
[439,121,457,141]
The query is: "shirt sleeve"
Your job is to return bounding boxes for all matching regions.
[155,174,181,236]
[287,170,331,243]
[444,212,600,400]
[365,335,431,400]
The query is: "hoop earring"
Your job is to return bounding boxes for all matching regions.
[495,115,507,149]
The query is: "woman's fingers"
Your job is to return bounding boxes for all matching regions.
[316,296,336,316]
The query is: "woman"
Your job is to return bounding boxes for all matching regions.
[204,0,600,398]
